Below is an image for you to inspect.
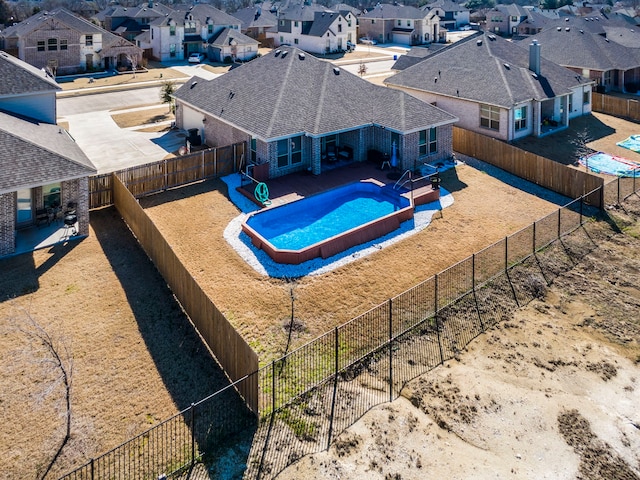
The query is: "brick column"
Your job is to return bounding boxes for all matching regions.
[0,192,16,256]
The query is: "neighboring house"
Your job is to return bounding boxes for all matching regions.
[268,3,358,54]
[385,32,595,141]
[517,8,561,36]
[358,3,442,45]
[0,51,96,257]
[173,47,458,179]
[485,4,529,36]
[0,8,143,75]
[391,43,447,70]
[422,0,470,31]
[233,4,278,44]
[207,27,260,62]
[149,4,242,61]
[515,16,640,93]
[95,2,174,42]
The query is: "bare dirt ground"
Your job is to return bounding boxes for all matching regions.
[276,195,640,480]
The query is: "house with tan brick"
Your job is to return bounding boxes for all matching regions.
[358,3,442,45]
[0,51,95,257]
[385,32,595,142]
[173,46,457,179]
[0,7,142,76]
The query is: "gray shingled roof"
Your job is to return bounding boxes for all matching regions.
[360,4,427,20]
[0,111,96,194]
[424,0,469,13]
[385,32,593,109]
[0,52,59,96]
[307,11,342,37]
[232,6,278,30]
[391,44,447,71]
[279,3,335,21]
[174,47,456,140]
[208,27,259,47]
[515,20,640,71]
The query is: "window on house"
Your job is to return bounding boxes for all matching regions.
[407,20,411,26]
[208,24,213,34]
[511,15,517,21]
[277,136,303,168]
[480,104,500,130]
[397,19,401,26]
[60,39,67,50]
[372,19,375,24]
[279,35,284,42]
[322,134,337,156]
[419,128,437,156]
[514,106,527,131]
[170,24,176,35]
[280,19,285,26]
[85,35,93,46]
[294,38,298,44]
[338,23,342,32]
[603,70,612,86]
[43,183,61,209]
[37,40,45,51]
[294,21,298,27]
[348,20,351,27]
[170,43,176,57]
[250,138,257,163]
[568,93,573,113]
[48,38,57,51]
[185,21,196,34]
[583,90,590,105]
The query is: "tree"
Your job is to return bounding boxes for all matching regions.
[0,0,12,25]
[12,311,74,480]
[358,61,367,76]
[125,53,139,78]
[160,80,176,114]
[465,0,495,10]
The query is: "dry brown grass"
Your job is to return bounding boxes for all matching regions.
[57,66,187,91]
[139,162,566,362]
[111,106,174,129]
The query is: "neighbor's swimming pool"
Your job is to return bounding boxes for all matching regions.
[241,181,414,264]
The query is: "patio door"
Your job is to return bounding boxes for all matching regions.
[16,189,32,226]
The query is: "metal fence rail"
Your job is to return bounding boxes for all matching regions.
[59,177,639,480]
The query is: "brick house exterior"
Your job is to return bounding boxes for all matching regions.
[0,53,96,258]
[0,8,142,75]
[358,3,441,46]
[174,47,457,180]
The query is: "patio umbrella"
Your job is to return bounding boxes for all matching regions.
[390,141,398,169]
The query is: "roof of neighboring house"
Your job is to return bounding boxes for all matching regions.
[0,51,59,96]
[161,4,242,26]
[360,3,427,20]
[333,4,362,16]
[233,5,278,29]
[1,8,141,54]
[423,0,469,13]
[391,43,447,70]
[515,19,640,70]
[518,9,560,27]
[385,32,593,109]
[307,11,343,36]
[496,3,529,17]
[0,111,96,194]
[279,3,335,22]
[97,3,173,22]
[208,27,260,47]
[174,46,457,141]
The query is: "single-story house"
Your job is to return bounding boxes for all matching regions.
[385,32,595,141]
[0,52,96,257]
[173,46,458,179]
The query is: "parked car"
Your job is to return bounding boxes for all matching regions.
[359,37,377,45]
[460,25,472,31]
[188,52,206,63]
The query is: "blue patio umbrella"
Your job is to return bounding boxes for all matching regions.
[390,141,398,169]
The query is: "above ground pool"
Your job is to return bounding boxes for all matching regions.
[241,181,414,264]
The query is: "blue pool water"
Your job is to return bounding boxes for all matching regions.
[245,182,410,250]
[579,152,640,177]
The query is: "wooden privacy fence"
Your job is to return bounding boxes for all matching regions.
[112,175,259,413]
[89,142,245,209]
[593,92,640,122]
[453,126,604,207]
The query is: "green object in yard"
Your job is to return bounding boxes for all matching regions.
[255,182,270,205]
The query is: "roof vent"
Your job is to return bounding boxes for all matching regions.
[281,50,288,58]
[503,63,510,69]
[531,72,538,79]
[565,17,569,21]
[190,81,198,89]
[274,49,281,56]
[476,39,482,45]
[565,27,570,31]
[557,26,561,31]
[333,67,340,75]
[298,52,305,60]
[605,37,609,42]
[580,29,584,33]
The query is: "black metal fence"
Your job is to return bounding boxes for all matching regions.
[58,176,639,480]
